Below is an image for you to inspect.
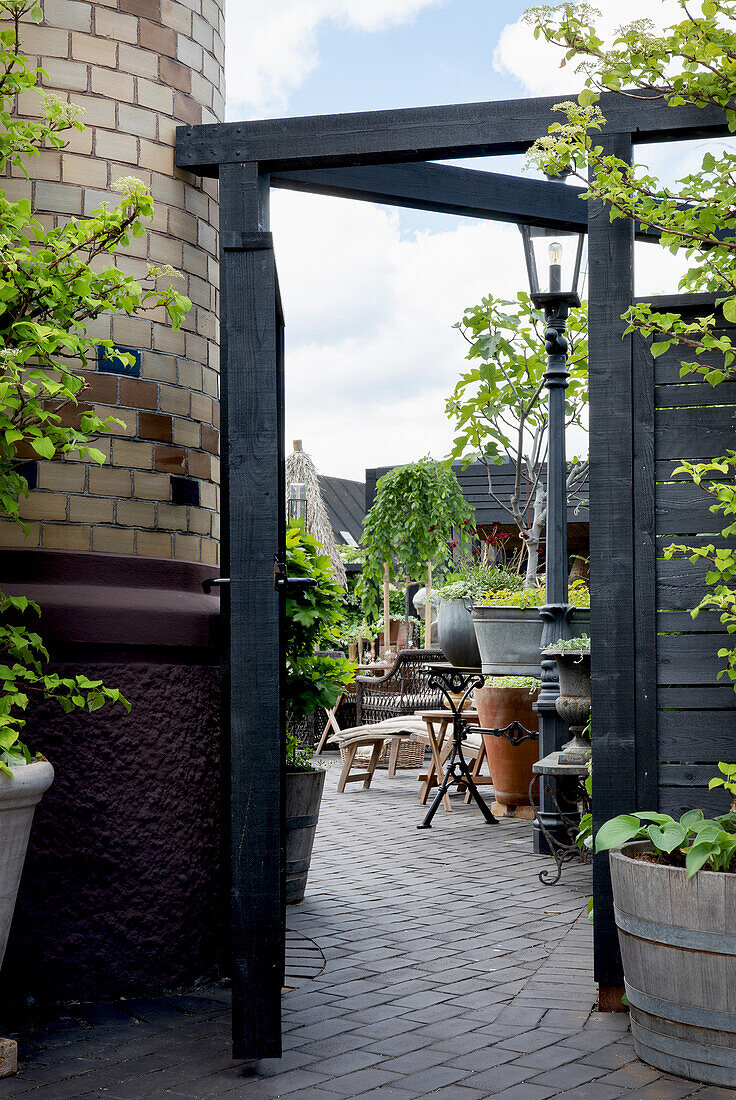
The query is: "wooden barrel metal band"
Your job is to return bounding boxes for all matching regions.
[625,981,736,1034]
[615,909,736,955]
[287,814,320,830]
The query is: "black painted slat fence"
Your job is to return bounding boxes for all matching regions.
[644,309,736,816]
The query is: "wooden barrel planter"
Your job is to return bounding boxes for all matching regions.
[285,768,326,905]
[610,840,736,1088]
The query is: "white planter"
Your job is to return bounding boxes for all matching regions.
[0,760,54,969]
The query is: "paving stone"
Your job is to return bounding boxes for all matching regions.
[8,767,711,1100]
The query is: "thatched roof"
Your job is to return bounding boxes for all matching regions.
[286,443,347,588]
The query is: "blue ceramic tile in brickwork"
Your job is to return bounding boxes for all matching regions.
[97,345,141,377]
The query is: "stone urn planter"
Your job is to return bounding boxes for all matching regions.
[437,598,481,668]
[285,767,326,904]
[542,640,591,764]
[0,760,54,969]
[610,840,736,1088]
[474,682,539,808]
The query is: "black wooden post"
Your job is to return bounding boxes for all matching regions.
[220,162,285,1058]
[587,133,636,1005]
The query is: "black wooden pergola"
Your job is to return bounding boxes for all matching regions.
[176,91,733,1059]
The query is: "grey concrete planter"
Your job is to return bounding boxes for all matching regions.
[471,606,544,676]
[437,598,481,668]
[0,760,54,970]
[471,605,590,678]
[610,840,736,1087]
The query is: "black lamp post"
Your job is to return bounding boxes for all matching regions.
[518,224,587,851]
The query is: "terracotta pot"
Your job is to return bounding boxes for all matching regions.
[474,685,539,806]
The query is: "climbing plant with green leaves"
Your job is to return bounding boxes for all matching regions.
[524,0,736,686]
[357,456,475,622]
[0,1,190,774]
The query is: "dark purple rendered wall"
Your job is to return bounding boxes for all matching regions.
[0,550,225,1007]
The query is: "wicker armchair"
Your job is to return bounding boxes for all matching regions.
[355,648,446,726]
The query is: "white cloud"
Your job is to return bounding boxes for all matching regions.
[273,190,601,481]
[494,1,681,98]
[272,185,697,483]
[226,0,444,117]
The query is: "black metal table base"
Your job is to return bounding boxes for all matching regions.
[417,667,539,830]
[528,772,590,885]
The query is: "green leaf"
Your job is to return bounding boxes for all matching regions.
[30,436,55,459]
[595,815,643,852]
[646,821,687,853]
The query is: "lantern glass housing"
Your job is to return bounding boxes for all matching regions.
[518,224,587,305]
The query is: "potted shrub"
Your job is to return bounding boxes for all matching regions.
[0,595,130,970]
[284,521,355,903]
[472,579,590,676]
[436,563,522,668]
[541,634,591,764]
[596,764,736,1087]
[474,675,540,811]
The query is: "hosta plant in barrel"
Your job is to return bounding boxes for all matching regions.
[596,763,736,1088]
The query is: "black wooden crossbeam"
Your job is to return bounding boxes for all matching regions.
[270,163,659,241]
[176,91,727,176]
[272,163,586,230]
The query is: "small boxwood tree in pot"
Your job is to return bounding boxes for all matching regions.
[0,0,190,975]
[284,520,354,903]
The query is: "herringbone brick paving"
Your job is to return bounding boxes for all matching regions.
[5,763,735,1099]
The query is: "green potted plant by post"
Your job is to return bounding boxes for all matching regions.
[0,1,188,984]
[436,562,522,668]
[541,634,591,764]
[284,520,355,903]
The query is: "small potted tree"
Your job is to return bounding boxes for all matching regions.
[358,456,475,654]
[446,292,588,589]
[284,521,354,903]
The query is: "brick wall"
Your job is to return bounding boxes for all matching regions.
[1,0,224,564]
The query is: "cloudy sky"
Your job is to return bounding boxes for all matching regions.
[224,1,712,481]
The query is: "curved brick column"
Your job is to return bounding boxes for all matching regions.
[0,1,228,1004]
[2,0,224,565]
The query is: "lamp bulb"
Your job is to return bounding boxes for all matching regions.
[548,240,563,265]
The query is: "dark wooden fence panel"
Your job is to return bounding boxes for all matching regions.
[643,304,736,818]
